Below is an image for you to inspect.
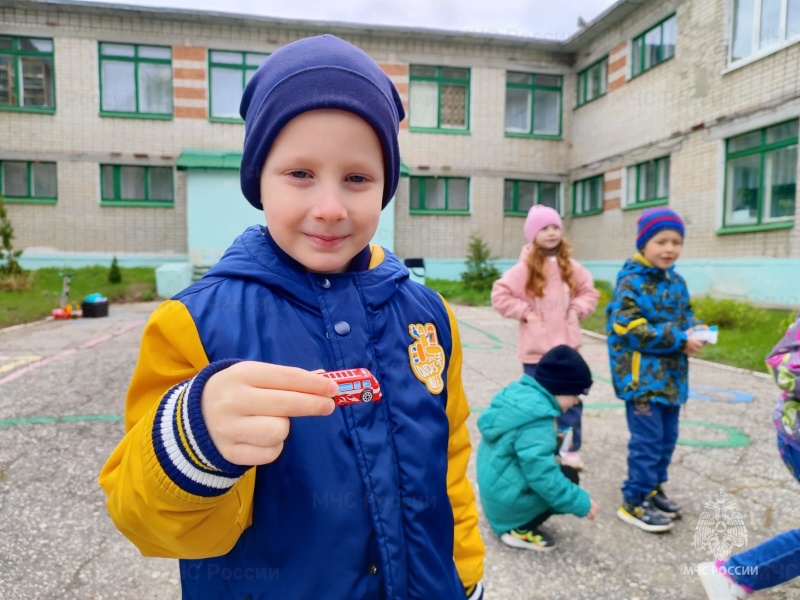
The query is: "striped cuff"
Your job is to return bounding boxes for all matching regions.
[465,581,484,600]
[152,359,250,497]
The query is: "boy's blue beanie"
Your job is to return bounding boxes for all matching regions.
[239,34,405,211]
[636,207,685,250]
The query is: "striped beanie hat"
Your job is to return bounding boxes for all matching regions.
[636,207,685,250]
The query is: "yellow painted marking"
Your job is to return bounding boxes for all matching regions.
[0,356,43,374]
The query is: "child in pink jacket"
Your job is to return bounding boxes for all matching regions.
[491,205,599,469]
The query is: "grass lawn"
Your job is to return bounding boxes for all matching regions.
[426,278,795,374]
[0,266,156,329]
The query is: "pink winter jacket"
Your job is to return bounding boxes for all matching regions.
[492,245,599,364]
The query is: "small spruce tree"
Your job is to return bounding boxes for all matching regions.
[108,256,122,284]
[460,231,501,291]
[0,195,23,276]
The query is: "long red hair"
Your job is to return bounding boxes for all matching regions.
[525,240,576,298]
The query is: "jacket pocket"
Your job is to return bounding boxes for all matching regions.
[565,312,582,348]
[521,317,549,357]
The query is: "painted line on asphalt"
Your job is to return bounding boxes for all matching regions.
[0,414,124,427]
[0,355,42,374]
[0,319,145,387]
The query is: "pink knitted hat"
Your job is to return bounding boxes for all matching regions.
[523,205,563,242]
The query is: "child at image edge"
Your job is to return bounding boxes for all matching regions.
[477,344,599,551]
[606,207,707,533]
[491,204,599,470]
[98,35,485,600]
[698,313,800,599]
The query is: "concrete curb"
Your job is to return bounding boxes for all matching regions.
[581,328,771,380]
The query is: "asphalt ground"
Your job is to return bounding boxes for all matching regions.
[0,301,798,599]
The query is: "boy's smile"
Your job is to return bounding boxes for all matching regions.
[259,109,385,274]
[641,229,683,270]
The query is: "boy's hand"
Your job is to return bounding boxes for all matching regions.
[587,499,599,520]
[684,337,705,355]
[201,362,336,466]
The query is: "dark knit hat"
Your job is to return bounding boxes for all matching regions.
[534,345,593,396]
[239,34,405,210]
[636,207,685,250]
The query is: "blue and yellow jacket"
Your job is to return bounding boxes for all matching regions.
[605,254,701,405]
[99,226,485,599]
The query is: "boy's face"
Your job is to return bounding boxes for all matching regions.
[555,394,580,412]
[260,109,384,274]
[641,229,683,270]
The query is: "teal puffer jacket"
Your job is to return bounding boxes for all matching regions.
[476,376,591,535]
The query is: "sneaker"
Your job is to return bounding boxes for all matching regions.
[559,451,584,470]
[697,561,751,599]
[500,528,556,551]
[617,500,674,532]
[648,485,682,519]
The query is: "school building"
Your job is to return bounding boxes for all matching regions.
[2,0,799,304]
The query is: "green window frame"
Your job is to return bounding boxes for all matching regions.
[0,35,55,112]
[721,119,797,232]
[99,42,173,118]
[408,65,470,133]
[572,175,604,217]
[409,176,470,213]
[208,49,268,122]
[625,157,670,209]
[505,72,562,139]
[100,164,174,207]
[576,57,607,107]
[731,0,800,63]
[504,180,561,215]
[631,14,677,77]
[0,160,57,203]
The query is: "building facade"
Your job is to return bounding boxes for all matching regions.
[1,0,798,304]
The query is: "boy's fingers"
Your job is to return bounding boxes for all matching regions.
[237,362,338,396]
[247,390,335,418]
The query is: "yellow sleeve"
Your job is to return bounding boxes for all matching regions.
[98,299,255,558]
[441,297,486,589]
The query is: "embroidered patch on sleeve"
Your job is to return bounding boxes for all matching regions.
[408,323,445,394]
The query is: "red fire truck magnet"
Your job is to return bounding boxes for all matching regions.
[322,368,382,406]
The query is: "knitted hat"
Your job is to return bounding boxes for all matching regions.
[523,205,563,242]
[534,345,593,396]
[239,34,405,210]
[636,207,685,250]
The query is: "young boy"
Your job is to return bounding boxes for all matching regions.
[606,207,706,533]
[99,34,485,599]
[477,345,599,551]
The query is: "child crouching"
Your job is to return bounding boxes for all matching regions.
[477,345,599,550]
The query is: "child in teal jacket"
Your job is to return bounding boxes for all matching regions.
[477,345,599,550]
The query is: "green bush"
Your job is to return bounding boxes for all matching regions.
[692,296,769,330]
[108,256,122,284]
[460,232,501,291]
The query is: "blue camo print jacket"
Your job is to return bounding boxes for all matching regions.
[605,254,702,405]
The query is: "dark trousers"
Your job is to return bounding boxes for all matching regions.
[524,363,583,450]
[621,400,680,505]
[517,465,580,530]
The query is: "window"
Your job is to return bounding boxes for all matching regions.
[209,50,268,121]
[0,36,55,111]
[408,66,470,132]
[409,176,469,213]
[731,0,800,62]
[504,180,561,215]
[100,164,174,205]
[572,175,604,216]
[576,57,608,106]
[626,157,670,207]
[723,119,797,229]
[0,160,57,203]
[505,72,562,137]
[99,43,172,117]
[631,15,677,77]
